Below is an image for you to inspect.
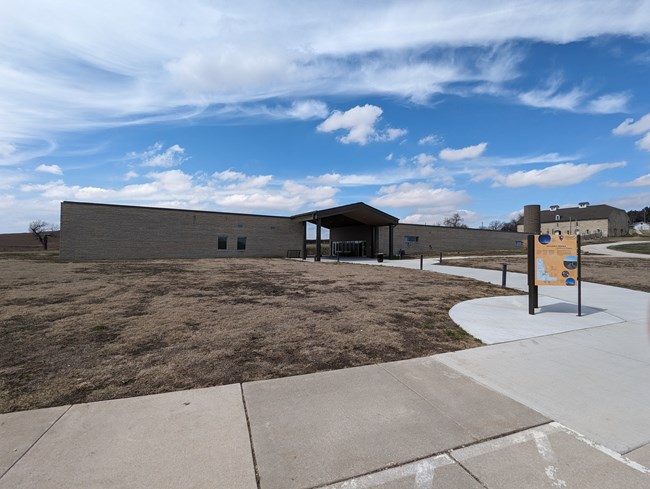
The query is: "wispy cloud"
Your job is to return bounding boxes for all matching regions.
[490,161,626,188]
[130,143,188,168]
[439,142,487,161]
[517,76,628,113]
[610,173,650,187]
[371,182,469,209]
[612,112,650,152]
[3,1,649,159]
[418,134,443,146]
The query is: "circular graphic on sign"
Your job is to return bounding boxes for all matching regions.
[562,271,569,277]
[564,256,578,270]
[538,234,552,245]
[565,278,576,286]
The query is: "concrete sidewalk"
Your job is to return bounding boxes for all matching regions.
[2,257,649,488]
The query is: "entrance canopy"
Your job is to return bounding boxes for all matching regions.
[292,202,399,228]
[292,202,399,260]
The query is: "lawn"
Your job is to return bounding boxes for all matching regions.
[439,255,650,293]
[0,256,518,413]
[609,242,650,255]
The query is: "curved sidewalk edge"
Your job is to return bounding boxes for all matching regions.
[449,295,623,344]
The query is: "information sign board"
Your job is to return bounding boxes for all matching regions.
[534,234,579,286]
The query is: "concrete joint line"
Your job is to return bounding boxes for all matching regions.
[240,384,262,489]
[0,404,72,481]
[377,364,473,439]
[446,452,490,489]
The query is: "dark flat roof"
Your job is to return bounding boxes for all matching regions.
[292,202,399,228]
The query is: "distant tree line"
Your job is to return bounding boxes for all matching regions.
[440,213,521,231]
[627,206,649,223]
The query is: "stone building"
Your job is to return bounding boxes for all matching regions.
[516,202,630,238]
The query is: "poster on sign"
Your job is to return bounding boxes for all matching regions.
[534,234,579,286]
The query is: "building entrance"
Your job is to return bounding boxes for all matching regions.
[331,240,366,257]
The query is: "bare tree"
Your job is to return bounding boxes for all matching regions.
[29,220,58,250]
[500,214,521,232]
[442,212,468,228]
[487,220,503,231]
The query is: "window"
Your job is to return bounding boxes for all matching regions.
[237,236,247,250]
[403,236,419,243]
[555,214,561,221]
[218,236,227,250]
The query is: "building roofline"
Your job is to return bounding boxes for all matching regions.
[61,201,292,220]
[291,202,399,224]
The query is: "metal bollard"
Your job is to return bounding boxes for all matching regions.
[439,252,443,264]
[420,255,423,270]
[501,263,507,288]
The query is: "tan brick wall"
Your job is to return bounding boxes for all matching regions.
[379,224,526,254]
[60,202,304,261]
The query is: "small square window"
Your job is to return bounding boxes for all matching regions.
[218,236,227,250]
[237,236,247,250]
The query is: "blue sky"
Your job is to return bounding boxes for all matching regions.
[1,1,650,232]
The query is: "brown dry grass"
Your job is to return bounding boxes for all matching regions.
[440,255,650,293]
[0,257,519,413]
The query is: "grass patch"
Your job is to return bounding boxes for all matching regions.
[608,243,650,255]
[0,257,520,413]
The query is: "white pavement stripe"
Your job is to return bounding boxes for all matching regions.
[318,455,454,489]
[551,422,650,475]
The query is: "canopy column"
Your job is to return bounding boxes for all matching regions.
[315,217,322,261]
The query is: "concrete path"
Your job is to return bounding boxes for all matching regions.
[2,256,649,488]
[582,239,650,258]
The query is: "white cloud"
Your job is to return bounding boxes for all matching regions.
[3,1,650,153]
[317,104,406,145]
[418,134,443,146]
[612,113,650,136]
[0,169,28,189]
[611,173,650,187]
[213,169,247,181]
[635,132,650,151]
[140,143,187,167]
[17,167,339,219]
[491,161,626,188]
[516,76,627,113]
[439,142,487,161]
[371,182,469,208]
[401,209,478,226]
[285,100,329,120]
[0,142,16,158]
[518,84,586,111]
[385,153,393,161]
[35,164,63,175]
[609,191,650,211]
[586,93,629,114]
[124,170,139,180]
[612,113,650,151]
[413,153,437,166]
[0,193,16,209]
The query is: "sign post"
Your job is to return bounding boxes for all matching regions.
[528,233,580,315]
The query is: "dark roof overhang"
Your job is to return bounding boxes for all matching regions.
[292,202,399,228]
